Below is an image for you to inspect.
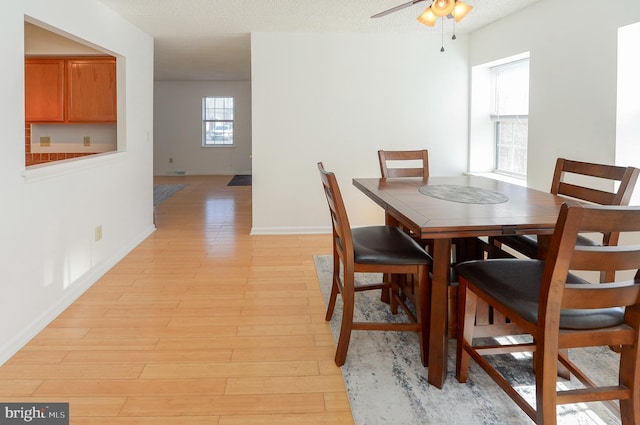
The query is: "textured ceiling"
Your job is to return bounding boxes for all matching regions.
[96,0,540,81]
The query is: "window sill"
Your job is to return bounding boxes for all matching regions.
[22,152,123,184]
[466,171,527,187]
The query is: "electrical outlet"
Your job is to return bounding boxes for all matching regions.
[83,136,91,147]
[40,136,51,147]
[95,225,102,242]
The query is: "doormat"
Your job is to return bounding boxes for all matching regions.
[227,175,252,186]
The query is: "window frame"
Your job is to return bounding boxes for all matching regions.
[202,96,234,147]
[489,58,530,179]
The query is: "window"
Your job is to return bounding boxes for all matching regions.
[490,59,530,177]
[202,96,234,146]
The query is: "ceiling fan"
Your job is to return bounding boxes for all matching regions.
[371,0,473,27]
[371,0,473,51]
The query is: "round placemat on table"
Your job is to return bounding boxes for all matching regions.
[419,184,509,204]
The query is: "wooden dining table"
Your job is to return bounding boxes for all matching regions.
[352,175,566,388]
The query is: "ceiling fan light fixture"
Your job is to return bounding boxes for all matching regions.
[417,7,437,27]
[430,0,456,17]
[452,1,473,22]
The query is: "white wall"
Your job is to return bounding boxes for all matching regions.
[251,32,470,234]
[0,0,154,364]
[470,0,640,192]
[154,81,252,175]
[617,22,640,205]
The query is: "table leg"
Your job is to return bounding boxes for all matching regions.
[536,234,551,260]
[428,238,451,388]
[378,213,405,304]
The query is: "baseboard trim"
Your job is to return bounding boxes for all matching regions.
[0,225,156,366]
[250,226,331,235]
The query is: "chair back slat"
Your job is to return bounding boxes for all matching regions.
[388,168,427,178]
[579,204,640,232]
[378,150,429,179]
[571,245,640,272]
[557,158,630,180]
[556,182,617,205]
[563,283,640,309]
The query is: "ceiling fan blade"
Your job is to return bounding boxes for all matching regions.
[371,0,428,18]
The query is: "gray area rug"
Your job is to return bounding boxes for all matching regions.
[313,255,621,425]
[153,184,185,206]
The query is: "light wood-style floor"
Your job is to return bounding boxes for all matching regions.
[0,175,353,424]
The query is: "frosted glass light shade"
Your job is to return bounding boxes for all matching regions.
[453,1,473,22]
[417,7,437,26]
[430,0,455,17]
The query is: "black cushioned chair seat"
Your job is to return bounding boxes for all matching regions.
[352,226,432,265]
[455,259,624,330]
[498,234,599,258]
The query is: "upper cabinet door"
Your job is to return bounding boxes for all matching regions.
[66,58,117,122]
[25,59,65,122]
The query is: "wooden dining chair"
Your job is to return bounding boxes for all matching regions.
[377,149,433,253]
[318,162,432,366]
[490,158,640,282]
[378,148,475,337]
[378,149,430,179]
[456,201,640,425]
[378,149,432,314]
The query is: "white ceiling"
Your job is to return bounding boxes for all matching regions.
[96,0,540,81]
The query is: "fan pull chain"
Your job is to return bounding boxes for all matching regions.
[440,18,445,52]
[452,17,457,40]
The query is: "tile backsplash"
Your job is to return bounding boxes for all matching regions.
[26,123,117,166]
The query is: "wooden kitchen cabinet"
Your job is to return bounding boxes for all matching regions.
[66,58,116,122]
[25,57,116,123]
[25,59,65,122]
